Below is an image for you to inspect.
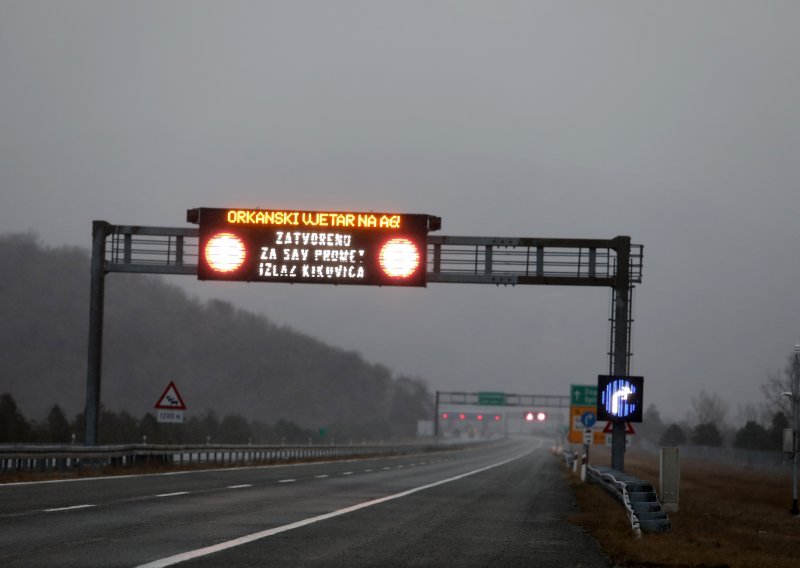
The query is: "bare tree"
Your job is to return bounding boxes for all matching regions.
[688,390,728,427]
[760,361,793,417]
[735,403,768,427]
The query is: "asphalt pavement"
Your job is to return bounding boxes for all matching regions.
[0,438,610,567]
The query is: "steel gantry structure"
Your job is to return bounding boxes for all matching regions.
[85,221,642,470]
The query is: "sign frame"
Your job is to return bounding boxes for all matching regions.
[192,207,439,287]
[154,380,187,410]
[596,375,644,423]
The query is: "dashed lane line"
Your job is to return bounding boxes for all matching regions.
[44,504,96,513]
[135,447,534,568]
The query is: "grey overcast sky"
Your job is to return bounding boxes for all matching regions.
[1,1,798,422]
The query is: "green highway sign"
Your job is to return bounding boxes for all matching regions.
[570,384,597,406]
[478,392,506,406]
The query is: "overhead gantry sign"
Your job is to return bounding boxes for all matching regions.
[190,207,440,287]
[84,209,642,470]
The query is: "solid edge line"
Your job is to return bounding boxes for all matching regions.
[44,504,96,513]
[135,448,533,568]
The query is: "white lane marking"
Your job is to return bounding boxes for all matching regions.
[382,466,391,471]
[362,469,373,473]
[313,475,329,479]
[156,492,189,498]
[277,479,296,484]
[44,504,96,513]
[226,485,252,490]
[341,471,353,476]
[135,448,533,568]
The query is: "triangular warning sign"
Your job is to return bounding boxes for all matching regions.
[602,421,636,434]
[155,381,187,410]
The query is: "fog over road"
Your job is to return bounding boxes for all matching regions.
[1,439,609,567]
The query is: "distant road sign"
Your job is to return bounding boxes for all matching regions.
[156,410,184,424]
[569,405,597,444]
[478,392,506,406]
[570,385,598,406]
[602,421,636,434]
[155,381,186,410]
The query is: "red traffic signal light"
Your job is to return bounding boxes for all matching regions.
[204,232,247,273]
[525,411,547,422]
[379,238,421,279]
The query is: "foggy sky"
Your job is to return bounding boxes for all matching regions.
[1,1,798,423]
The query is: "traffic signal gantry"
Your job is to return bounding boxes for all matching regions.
[434,391,566,438]
[84,210,641,470]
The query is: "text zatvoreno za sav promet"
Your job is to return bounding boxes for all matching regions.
[259,231,366,279]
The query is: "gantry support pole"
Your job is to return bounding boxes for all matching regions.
[433,391,440,439]
[84,221,110,445]
[611,236,631,471]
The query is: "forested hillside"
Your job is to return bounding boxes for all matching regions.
[0,233,432,440]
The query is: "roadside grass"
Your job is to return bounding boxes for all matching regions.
[567,447,800,568]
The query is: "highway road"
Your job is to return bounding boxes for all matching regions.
[0,438,610,567]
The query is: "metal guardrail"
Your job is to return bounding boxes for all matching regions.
[586,465,671,535]
[587,466,643,537]
[0,440,488,476]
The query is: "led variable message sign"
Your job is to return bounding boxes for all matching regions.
[596,375,644,423]
[189,208,440,287]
